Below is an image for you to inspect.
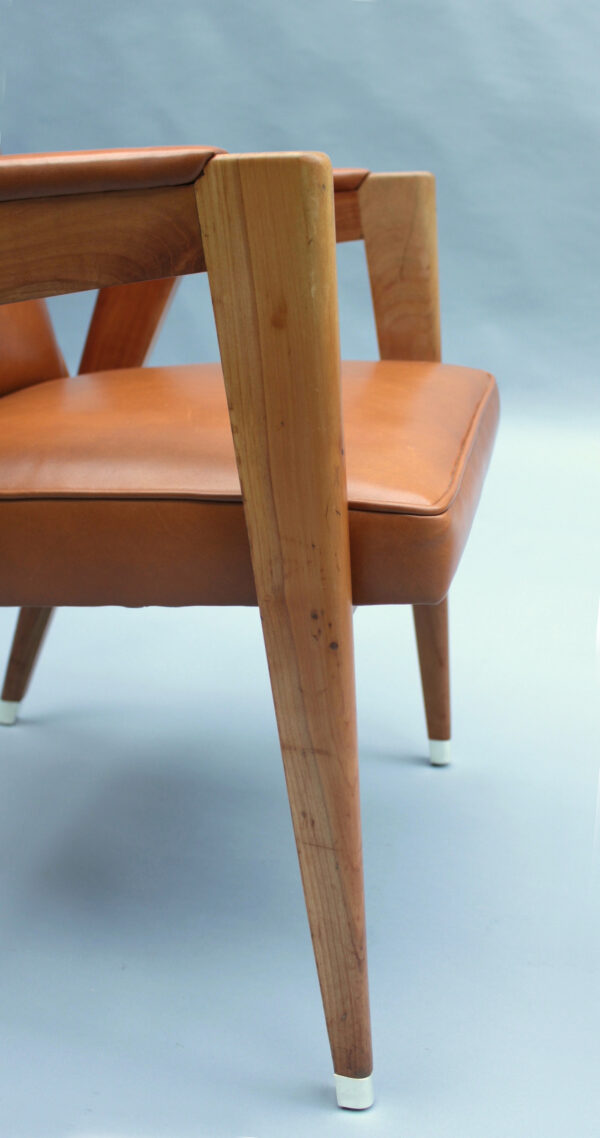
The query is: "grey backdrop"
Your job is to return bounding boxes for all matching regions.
[1,4,600,1138]
[1,0,599,409]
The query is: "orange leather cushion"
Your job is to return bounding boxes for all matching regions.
[0,151,363,203]
[0,147,223,202]
[0,299,67,397]
[0,361,498,606]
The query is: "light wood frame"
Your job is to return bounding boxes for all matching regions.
[0,151,452,1100]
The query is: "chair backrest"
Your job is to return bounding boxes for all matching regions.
[0,147,440,358]
[0,299,67,396]
[0,147,223,395]
[0,146,218,303]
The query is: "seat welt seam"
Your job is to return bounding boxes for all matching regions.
[0,377,497,515]
[345,372,498,516]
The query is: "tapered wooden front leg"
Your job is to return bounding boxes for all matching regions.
[413,597,451,765]
[265,600,372,1087]
[0,607,54,725]
[198,152,373,1107]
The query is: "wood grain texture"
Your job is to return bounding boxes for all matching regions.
[79,278,178,373]
[1,606,53,702]
[359,172,441,361]
[332,168,369,193]
[334,190,362,243]
[0,184,205,305]
[413,597,450,740]
[197,152,372,1079]
[360,172,449,744]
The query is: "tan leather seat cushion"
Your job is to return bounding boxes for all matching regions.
[0,361,498,605]
[0,300,68,397]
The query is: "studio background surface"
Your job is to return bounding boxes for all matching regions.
[0,2,599,1137]
[1,0,599,409]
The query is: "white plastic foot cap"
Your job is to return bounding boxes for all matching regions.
[429,738,451,766]
[0,700,19,726]
[334,1073,374,1110]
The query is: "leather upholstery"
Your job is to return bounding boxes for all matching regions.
[0,146,223,202]
[0,299,67,396]
[0,360,499,606]
[0,150,366,203]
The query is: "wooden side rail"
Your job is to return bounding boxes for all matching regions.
[0,184,205,305]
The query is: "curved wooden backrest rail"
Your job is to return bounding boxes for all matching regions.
[0,152,436,304]
[0,185,205,304]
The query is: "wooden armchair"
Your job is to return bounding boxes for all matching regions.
[0,147,498,1109]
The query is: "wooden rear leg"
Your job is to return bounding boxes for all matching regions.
[413,597,451,765]
[0,607,54,725]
